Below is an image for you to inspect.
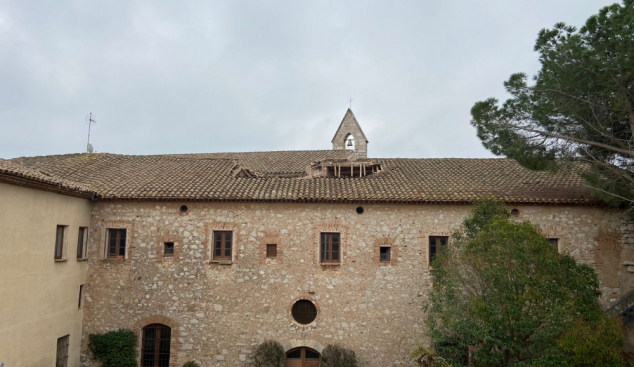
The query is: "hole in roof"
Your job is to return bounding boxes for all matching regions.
[325,164,381,178]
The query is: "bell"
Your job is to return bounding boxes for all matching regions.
[347,139,353,147]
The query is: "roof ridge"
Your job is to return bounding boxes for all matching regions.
[375,157,513,160]
[7,150,348,160]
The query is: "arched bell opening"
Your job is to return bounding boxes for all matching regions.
[343,133,356,151]
[286,347,320,367]
[141,324,171,367]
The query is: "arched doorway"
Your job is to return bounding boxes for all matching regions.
[141,324,171,367]
[286,347,320,367]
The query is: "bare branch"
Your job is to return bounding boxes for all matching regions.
[497,119,634,157]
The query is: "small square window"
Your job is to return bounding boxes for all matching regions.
[380,247,391,262]
[266,244,277,258]
[548,238,559,249]
[164,242,175,256]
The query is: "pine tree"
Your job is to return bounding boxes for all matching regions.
[471,1,634,205]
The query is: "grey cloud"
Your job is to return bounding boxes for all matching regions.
[0,0,615,159]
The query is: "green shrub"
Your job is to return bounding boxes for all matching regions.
[183,361,200,367]
[320,344,357,367]
[88,329,137,367]
[252,340,285,367]
[411,345,451,367]
[557,314,625,367]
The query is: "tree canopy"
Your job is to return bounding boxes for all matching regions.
[471,1,634,206]
[424,199,624,366]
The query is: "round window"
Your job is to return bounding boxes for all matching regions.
[291,300,317,325]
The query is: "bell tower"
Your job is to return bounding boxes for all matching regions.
[331,109,368,159]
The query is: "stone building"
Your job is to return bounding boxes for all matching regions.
[1,109,633,367]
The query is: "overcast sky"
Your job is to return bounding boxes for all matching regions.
[0,0,616,159]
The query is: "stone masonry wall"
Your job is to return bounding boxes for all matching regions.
[80,202,628,366]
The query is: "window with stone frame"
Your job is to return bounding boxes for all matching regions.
[429,236,448,264]
[320,232,340,264]
[213,231,232,260]
[106,228,127,259]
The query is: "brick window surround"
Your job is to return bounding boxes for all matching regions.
[373,235,399,266]
[156,234,183,264]
[133,315,180,367]
[259,232,283,264]
[205,220,241,264]
[312,220,349,266]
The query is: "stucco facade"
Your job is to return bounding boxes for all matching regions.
[79,201,632,366]
[0,182,92,367]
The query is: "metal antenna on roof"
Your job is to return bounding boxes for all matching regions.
[86,112,96,153]
[349,97,353,109]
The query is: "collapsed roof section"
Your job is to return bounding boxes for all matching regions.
[307,159,383,178]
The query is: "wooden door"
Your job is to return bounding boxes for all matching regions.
[286,347,320,367]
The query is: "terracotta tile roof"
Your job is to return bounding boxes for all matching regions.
[5,151,600,205]
[0,158,94,197]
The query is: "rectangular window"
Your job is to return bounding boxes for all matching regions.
[54,225,65,260]
[77,227,88,259]
[429,236,448,264]
[266,244,277,258]
[380,246,391,262]
[78,285,84,309]
[548,238,559,250]
[106,229,127,259]
[164,242,174,256]
[320,233,340,263]
[213,231,232,260]
[56,334,70,367]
